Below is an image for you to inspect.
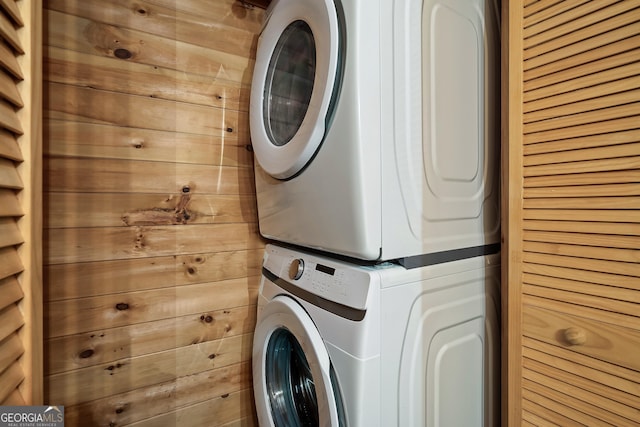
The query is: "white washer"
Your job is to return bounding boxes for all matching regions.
[250,0,501,262]
[253,244,500,426]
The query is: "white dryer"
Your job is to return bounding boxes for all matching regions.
[250,0,501,263]
[252,244,500,426]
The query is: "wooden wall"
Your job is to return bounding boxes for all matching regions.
[0,0,43,405]
[43,1,265,425]
[502,1,640,425]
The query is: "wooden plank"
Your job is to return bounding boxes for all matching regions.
[45,0,261,59]
[523,343,640,398]
[46,276,259,337]
[0,304,24,343]
[524,183,640,199]
[45,223,264,265]
[523,283,639,318]
[0,99,22,134]
[523,230,640,250]
[524,367,639,424]
[524,1,636,49]
[525,156,640,177]
[45,120,253,167]
[524,62,640,104]
[524,262,640,292]
[524,240,640,265]
[524,102,640,134]
[524,137,640,161]
[45,47,251,111]
[524,22,640,72]
[0,41,22,80]
[0,128,22,161]
[0,0,23,27]
[524,0,591,28]
[62,362,253,427]
[0,10,23,54]
[46,305,256,374]
[524,196,640,210]
[524,294,640,333]
[46,157,255,195]
[0,275,22,311]
[45,10,255,85]
[0,67,22,107]
[523,272,638,307]
[47,332,252,405]
[0,189,21,216]
[524,209,640,224]
[525,116,640,145]
[523,251,640,280]
[525,90,640,124]
[523,378,622,426]
[126,388,255,427]
[523,219,640,237]
[46,192,257,229]
[0,333,23,377]
[45,83,250,140]
[0,245,22,280]
[525,170,640,188]
[0,217,22,248]
[0,360,23,404]
[45,249,262,301]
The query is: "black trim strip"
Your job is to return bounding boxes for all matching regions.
[398,243,501,269]
[262,267,367,321]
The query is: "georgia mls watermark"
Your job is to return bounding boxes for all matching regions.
[0,406,64,427]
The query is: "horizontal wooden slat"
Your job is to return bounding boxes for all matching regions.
[0,157,22,189]
[0,360,23,404]
[524,21,639,72]
[47,332,252,405]
[524,103,640,134]
[524,196,640,210]
[523,378,624,426]
[45,120,252,166]
[524,116,640,145]
[0,333,24,377]
[62,362,253,427]
[126,388,255,427]
[0,41,21,80]
[0,275,22,312]
[0,0,22,26]
[524,262,640,292]
[46,305,256,374]
[46,276,259,337]
[522,387,606,426]
[46,10,255,86]
[524,240,640,265]
[524,1,636,49]
[0,99,22,134]
[46,157,254,194]
[45,249,262,300]
[524,251,639,279]
[525,156,640,177]
[0,9,23,54]
[0,128,22,161]
[524,0,590,28]
[524,138,640,162]
[45,223,264,265]
[525,170,640,188]
[522,407,579,427]
[524,220,640,237]
[0,304,24,343]
[0,68,22,107]
[1,387,25,406]
[0,245,23,281]
[0,188,21,216]
[47,192,257,228]
[524,184,640,199]
[523,282,639,317]
[523,342,640,398]
[0,217,22,248]
[523,230,639,250]
[524,209,640,224]
[523,272,638,307]
[45,47,250,112]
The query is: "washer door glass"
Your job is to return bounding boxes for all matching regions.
[264,21,316,147]
[266,328,319,426]
[250,0,342,179]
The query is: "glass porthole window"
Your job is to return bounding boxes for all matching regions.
[266,328,319,426]
[263,20,316,147]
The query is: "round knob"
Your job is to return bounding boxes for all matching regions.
[289,258,304,280]
[564,327,587,346]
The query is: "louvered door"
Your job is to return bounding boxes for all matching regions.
[0,0,42,404]
[503,1,640,425]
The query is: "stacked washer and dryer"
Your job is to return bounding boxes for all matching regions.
[248,0,501,425]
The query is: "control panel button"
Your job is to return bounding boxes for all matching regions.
[289,258,304,280]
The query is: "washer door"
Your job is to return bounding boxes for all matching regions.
[253,296,345,426]
[250,0,342,179]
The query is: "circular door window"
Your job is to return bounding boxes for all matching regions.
[264,21,316,147]
[266,328,319,425]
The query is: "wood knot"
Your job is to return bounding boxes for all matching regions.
[187,266,197,275]
[182,185,191,193]
[115,303,130,311]
[200,314,213,323]
[79,349,95,359]
[208,354,216,359]
[114,48,133,59]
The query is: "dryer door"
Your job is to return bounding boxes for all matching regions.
[253,296,346,426]
[250,0,343,179]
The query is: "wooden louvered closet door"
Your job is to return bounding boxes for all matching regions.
[0,0,42,404]
[502,0,640,425]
